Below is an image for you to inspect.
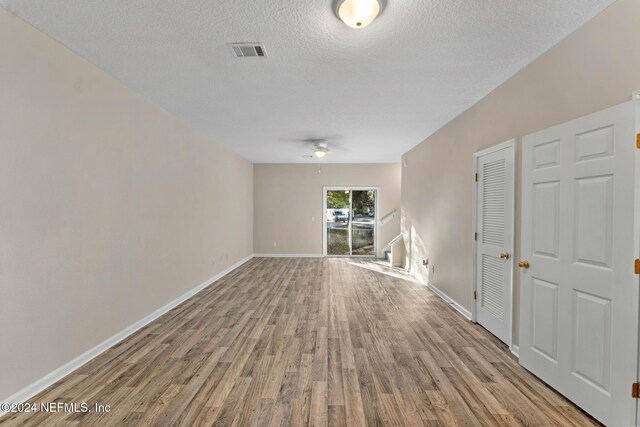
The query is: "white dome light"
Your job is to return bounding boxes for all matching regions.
[335,0,384,29]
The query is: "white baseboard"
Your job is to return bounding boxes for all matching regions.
[254,253,324,258]
[426,282,473,320]
[510,344,520,358]
[0,253,254,415]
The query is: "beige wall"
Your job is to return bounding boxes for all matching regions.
[0,8,253,400]
[254,164,401,256]
[401,0,640,345]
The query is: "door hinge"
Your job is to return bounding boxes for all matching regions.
[635,259,640,275]
[473,290,477,300]
[475,173,479,182]
[633,382,640,398]
[474,232,478,241]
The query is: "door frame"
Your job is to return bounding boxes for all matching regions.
[633,90,640,426]
[323,186,379,257]
[471,138,516,349]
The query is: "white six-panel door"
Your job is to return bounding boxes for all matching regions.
[474,141,515,345]
[519,101,637,426]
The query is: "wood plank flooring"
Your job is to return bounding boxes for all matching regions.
[0,257,599,426]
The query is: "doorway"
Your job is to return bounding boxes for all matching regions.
[473,139,515,347]
[323,187,378,257]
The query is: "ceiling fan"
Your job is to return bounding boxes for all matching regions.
[280,136,346,159]
[308,139,329,158]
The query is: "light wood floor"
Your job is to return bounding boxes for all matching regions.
[0,257,598,426]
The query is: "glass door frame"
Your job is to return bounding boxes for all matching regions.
[322,186,379,257]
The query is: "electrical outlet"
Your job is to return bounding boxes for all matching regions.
[273,241,277,247]
[311,217,315,222]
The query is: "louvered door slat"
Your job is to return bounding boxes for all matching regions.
[482,158,506,246]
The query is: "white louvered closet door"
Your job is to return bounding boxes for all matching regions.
[475,142,515,345]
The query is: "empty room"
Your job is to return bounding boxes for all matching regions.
[1,0,640,426]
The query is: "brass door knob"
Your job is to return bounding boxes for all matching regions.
[499,252,510,260]
[518,260,530,268]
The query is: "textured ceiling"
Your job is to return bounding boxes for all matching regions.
[1,0,615,163]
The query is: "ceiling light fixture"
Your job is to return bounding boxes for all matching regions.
[334,0,385,29]
[314,146,328,158]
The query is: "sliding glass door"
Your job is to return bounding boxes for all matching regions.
[326,189,351,255]
[324,187,377,256]
[351,189,376,255]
